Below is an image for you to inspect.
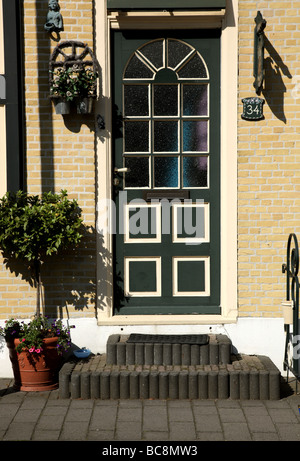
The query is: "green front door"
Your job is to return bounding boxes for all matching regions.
[112,30,220,315]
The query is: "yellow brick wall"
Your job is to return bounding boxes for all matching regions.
[1,1,299,322]
[237,1,300,317]
[0,0,96,319]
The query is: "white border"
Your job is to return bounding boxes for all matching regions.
[124,256,162,297]
[124,202,161,243]
[173,256,210,296]
[95,0,238,325]
[172,202,209,244]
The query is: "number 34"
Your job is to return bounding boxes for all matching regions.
[246,104,260,115]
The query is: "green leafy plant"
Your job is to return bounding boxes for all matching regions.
[0,317,71,355]
[0,190,84,329]
[0,318,23,342]
[50,65,98,101]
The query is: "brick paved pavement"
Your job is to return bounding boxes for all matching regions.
[1,377,300,442]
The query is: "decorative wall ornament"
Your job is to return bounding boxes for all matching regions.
[49,41,98,114]
[44,0,64,33]
[253,11,267,94]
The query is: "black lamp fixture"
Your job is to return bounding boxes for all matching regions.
[253,11,267,95]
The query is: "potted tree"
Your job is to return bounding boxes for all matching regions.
[0,190,84,391]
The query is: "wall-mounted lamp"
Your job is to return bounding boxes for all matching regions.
[253,11,267,94]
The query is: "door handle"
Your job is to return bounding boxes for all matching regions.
[114,167,130,174]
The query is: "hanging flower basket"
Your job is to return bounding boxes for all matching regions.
[76,97,94,114]
[49,41,98,115]
[53,98,71,115]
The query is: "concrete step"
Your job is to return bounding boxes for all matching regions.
[58,353,281,400]
[106,334,232,367]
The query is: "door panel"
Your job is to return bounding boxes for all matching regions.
[112,30,220,315]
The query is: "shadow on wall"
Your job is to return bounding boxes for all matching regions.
[262,36,292,124]
[0,225,104,320]
[28,2,99,319]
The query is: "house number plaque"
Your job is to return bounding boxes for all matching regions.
[241,97,264,121]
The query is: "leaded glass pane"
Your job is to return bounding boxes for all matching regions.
[153,84,178,116]
[154,121,178,152]
[183,120,208,152]
[124,121,149,152]
[177,53,207,79]
[124,54,154,79]
[167,39,193,69]
[139,39,164,70]
[124,156,150,188]
[183,84,208,116]
[154,156,179,188]
[124,85,149,117]
[183,156,208,188]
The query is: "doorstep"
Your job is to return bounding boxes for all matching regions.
[58,334,281,400]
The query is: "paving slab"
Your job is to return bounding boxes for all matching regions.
[1,377,300,441]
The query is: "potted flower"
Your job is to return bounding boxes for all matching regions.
[73,65,98,114]
[49,67,77,114]
[0,317,72,391]
[49,65,98,114]
[0,190,84,391]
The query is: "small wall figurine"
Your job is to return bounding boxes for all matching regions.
[44,0,64,33]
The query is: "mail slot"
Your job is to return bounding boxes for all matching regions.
[143,191,190,202]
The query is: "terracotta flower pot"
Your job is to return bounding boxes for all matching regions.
[6,339,21,390]
[9,337,62,391]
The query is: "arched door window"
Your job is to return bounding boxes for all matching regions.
[122,38,210,190]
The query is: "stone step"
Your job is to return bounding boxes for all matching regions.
[106,334,232,367]
[58,354,281,400]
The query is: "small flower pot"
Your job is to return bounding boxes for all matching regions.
[11,337,62,391]
[53,98,71,115]
[76,97,94,114]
